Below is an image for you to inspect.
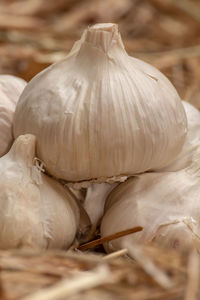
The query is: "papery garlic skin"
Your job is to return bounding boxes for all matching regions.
[0,134,79,250]
[156,101,200,172]
[101,171,200,253]
[14,23,186,183]
[0,75,26,157]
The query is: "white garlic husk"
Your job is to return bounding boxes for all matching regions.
[0,134,80,250]
[156,101,200,172]
[0,75,26,157]
[101,163,200,253]
[13,23,187,184]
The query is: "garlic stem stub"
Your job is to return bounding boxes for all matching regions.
[101,165,200,253]
[14,23,187,183]
[0,75,26,157]
[156,101,200,172]
[0,134,80,250]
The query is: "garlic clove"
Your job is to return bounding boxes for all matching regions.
[70,190,91,243]
[0,134,80,250]
[101,168,200,253]
[68,182,118,240]
[83,183,118,228]
[14,23,187,183]
[0,75,26,157]
[152,219,195,251]
[156,101,200,172]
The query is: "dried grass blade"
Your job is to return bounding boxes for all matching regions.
[184,249,200,300]
[124,242,173,289]
[22,264,113,300]
[103,249,128,261]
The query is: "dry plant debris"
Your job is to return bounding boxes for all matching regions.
[0,245,199,300]
[0,0,200,105]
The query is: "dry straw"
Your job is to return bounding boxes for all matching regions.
[0,242,199,300]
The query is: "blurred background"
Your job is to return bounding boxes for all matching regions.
[0,0,200,107]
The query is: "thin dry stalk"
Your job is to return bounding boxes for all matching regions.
[103,249,128,261]
[184,249,200,300]
[78,226,143,250]
[22,264,113,300]
[124,242,173,289]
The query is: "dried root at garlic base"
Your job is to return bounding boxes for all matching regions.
[14,23,186,185]
[101,163,200,253]
[0,134,80,250]
[0,75,26,157]
[156,101,200,172]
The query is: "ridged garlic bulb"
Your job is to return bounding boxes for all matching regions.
[101,167,200,253]
[0,134,80,250]
[14,23,186,183]
[157,101,200,172]
[0,75,26,157]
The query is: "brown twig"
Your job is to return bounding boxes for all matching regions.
[78,226,143,251]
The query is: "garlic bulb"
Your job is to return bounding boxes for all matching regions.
[156,101,200,172]
[0,75,26,157]
[101,166,200,252]
[0,134,80,250]
[14,23,187,183]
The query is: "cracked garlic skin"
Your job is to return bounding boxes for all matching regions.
[0,75,26,157]
[14,23,186,183]
[101,168,200,253]
[156,101,200,172]
[0,134,80,250]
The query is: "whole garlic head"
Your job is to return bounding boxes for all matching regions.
[0,75,26,157]
[0,134,80,250]
[156,101,200,172]
[14,23,186,183]
[101,167,200,253]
